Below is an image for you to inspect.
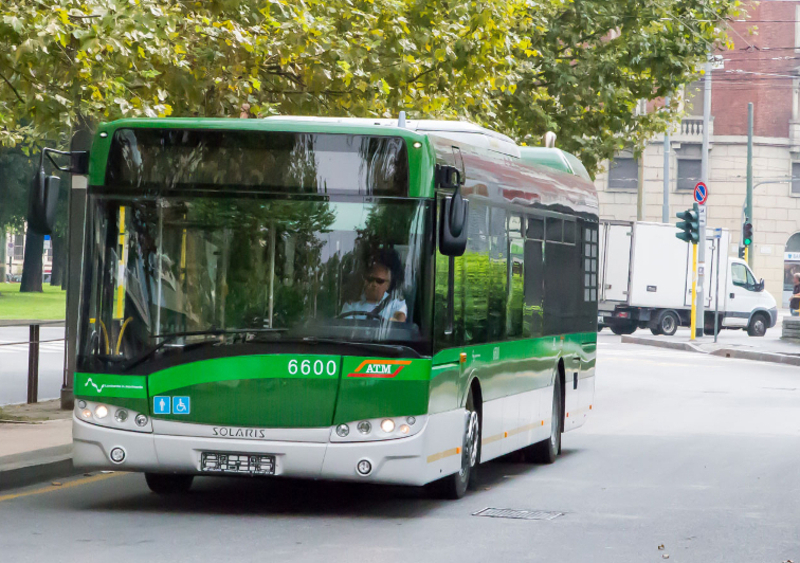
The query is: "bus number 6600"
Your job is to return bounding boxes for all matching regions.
[288,359,337,376]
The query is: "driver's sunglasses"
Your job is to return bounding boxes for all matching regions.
[365,276,389,285]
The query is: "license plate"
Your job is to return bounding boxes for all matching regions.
[201,452,275,475]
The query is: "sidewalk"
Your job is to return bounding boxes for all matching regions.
[619,323,800,366]
[0,400,75,491]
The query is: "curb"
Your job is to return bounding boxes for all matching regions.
[620,336,800,366]
[620,336,706,353]
[708,348,800,366]
[0,445,77,492]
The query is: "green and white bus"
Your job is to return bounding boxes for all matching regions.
[48,117,598,498]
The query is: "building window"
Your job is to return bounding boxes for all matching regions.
[677,159,701,191]
[607,157,638,191]
[683,82,704,117]
[13,234,24,260]
[792,162,800,196]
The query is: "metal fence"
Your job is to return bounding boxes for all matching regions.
[0,321,65,404]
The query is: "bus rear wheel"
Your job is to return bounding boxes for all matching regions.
[430,391,480,500]
[523,375,562,464]
[145,473,194,495]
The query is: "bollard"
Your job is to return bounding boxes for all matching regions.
[27,324,40,404]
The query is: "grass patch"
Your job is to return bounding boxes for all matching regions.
[0,283,66,321]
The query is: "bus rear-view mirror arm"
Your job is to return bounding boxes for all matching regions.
[27,148,89,235]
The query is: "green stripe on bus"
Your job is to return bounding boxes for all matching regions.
[147,354,341,396]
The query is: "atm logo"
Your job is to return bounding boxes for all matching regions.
[347,360,412,378]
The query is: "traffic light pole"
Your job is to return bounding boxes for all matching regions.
[696,60,712,337]
[690,241,698,340]
[746,102,754,267]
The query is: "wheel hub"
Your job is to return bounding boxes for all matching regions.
[460,411,479,477]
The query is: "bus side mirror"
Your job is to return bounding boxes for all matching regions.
[27,166,60,235]
[439,192,469,256]
[756,278,764,292]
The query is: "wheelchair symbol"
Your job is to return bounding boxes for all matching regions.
[172,396,191,415]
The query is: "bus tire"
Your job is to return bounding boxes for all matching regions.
[523,376,562,464]
[430,390,480,500]
[145,473,194,495]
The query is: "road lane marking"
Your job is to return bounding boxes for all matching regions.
[0,472,124,504]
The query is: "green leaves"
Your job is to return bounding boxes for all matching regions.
[0,0,741,174]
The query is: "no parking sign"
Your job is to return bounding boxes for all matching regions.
[693,182,708,205]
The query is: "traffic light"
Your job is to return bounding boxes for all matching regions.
[676,203,700,244]
[738,245,746,259]
[742,221,753,247]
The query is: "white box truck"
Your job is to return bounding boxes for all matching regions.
[598,221,778,337]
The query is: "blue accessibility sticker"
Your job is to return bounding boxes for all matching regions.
[172,396,191,415]
[153,396,171,415]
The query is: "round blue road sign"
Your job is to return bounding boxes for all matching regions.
[693,182,708,205]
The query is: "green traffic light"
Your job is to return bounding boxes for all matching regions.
[742,221,753,247]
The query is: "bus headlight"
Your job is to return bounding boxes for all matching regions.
[330,415,426,442]
[75,399,151,433]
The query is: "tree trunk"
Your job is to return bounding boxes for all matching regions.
[0,230,6,293]
[50,233,65,287]
[19,229,44,293]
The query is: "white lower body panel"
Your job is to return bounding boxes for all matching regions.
[73,408,467,487]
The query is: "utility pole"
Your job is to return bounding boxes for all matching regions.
[746,102,754,266]
[637,151,645,220]
[662,95,671,223]
[697,60,712,337]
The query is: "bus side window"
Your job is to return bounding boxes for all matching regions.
[488,206,508,340]
[543,216,580,335]
[524,216,545,337]
[464,203,489,344]
[434,250,452,351]
[507,214,524,337]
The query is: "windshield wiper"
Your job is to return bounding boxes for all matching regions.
[296,337,420,358]
[119,328,289,371]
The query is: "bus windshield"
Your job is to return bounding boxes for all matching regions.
[79,196,433,371]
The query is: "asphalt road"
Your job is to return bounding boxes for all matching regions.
[1,335,799,562]
[0,326,65,405]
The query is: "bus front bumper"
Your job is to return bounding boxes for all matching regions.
[73,411,464,487]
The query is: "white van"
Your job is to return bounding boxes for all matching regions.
[598,221,778,337]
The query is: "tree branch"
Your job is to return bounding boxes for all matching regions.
[0,71,25,105]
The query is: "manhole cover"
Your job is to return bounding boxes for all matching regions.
[472,508,564,521]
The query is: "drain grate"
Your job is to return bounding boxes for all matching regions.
[472,508,564,521]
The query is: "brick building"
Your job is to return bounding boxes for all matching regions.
[594,0,800,307]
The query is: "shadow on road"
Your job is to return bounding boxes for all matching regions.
[82,450,581,517]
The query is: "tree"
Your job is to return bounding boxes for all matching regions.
[1,0,743,175]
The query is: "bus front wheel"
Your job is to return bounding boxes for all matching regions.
[145,473,194,495]
[430,391,480,500]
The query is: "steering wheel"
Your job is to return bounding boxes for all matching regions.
[336,310,383,321]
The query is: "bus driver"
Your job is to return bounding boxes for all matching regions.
[341,251,407,322]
